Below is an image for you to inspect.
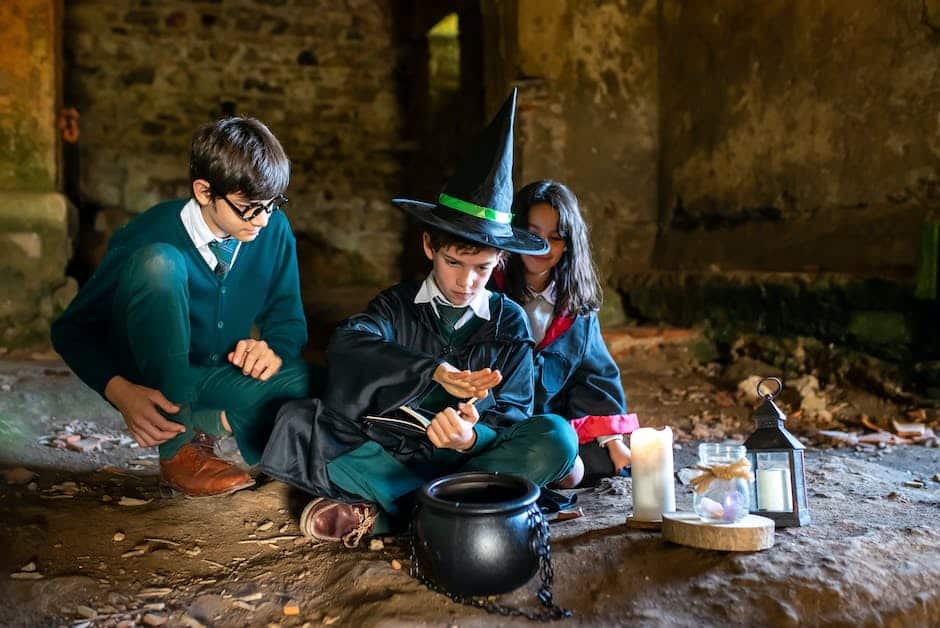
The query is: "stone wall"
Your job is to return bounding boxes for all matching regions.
[658,0,940,276]
[0,0,77,353]
[64,0,407,319]
[482,0,659,323]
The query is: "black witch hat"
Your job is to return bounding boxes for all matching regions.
[392,89,549,255]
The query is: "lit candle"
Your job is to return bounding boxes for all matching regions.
[756,468,792,511]
[630,427,676,521]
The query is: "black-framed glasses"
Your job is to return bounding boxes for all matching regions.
[212,188,288,222]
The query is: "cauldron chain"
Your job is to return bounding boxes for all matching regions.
[409,506,572,621]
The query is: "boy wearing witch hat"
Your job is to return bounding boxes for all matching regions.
[51,117,310,497]
[260,90,579,546]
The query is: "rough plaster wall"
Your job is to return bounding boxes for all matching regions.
[659,0,940,275]
[0,0,59,192]
[511,0,659,288]
[0,0,77,351]
[65,0,405,287]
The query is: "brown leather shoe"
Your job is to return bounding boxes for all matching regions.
[160,436,255,497]
[300,498,378,547]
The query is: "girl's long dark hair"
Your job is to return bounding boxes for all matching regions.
[504,180,602,316]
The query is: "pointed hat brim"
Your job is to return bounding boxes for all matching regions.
[392,198,549,255]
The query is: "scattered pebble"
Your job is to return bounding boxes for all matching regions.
[234,601,257,611]
[76,605,98,619]
[27,482,37,491]
[903,480,926,489]
[323,616,340,625]
[279,524,290,533]
[282,601,300,616]
[10,572,43,580]
[180,615,206,628]
[390,559,402,570]
[113,532,126,542]
[3,467,36,485]
[932,474,940,483]
[21,561,36,572]
[237,592,264,602]
[118,497,152,507]
[184,546,202,557]
[142,613,167,626]
[102,495,113,503]
[369,539,384,551]
[257,521,274,532]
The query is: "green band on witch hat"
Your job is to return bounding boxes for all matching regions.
[438,193,513,224]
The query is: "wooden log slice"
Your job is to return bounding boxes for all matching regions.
[625,515,663,530]
[662,512,774,551]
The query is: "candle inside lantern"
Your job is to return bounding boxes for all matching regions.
[630,427,676,521]
[756,468,792,511]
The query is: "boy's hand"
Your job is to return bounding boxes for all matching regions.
[104,376,186,448]
[606,439,632,471]
[228,339,282,380]
[432,363,502,399]
[428,401,479,451]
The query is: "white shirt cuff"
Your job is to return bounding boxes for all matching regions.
[596,434,624,447]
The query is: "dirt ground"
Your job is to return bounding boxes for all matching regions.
[1,328,939,627]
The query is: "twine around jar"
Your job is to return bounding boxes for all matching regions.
[689,457,754,495]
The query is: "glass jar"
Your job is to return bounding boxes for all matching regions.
[692,443,750,523]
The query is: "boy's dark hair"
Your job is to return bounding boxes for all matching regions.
[424,227,508,261]
[504,180,602,316]
[190,117,290,200]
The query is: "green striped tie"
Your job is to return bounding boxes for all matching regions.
[436,300,469,331]
[208,238,238,277]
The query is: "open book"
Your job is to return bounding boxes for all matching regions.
[363,397,480,439]
[364,405,433,438]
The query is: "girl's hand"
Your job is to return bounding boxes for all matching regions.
[606,439,632,471]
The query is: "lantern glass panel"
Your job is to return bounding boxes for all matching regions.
[752,452,793,512]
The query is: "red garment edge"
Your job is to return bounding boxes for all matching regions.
[569,413,641,444]
[536,314,575,351]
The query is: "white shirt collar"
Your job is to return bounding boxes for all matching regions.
[180,198,241,270]
[181,198,221,248]
[525,280,557,306]
[414,273,491,327]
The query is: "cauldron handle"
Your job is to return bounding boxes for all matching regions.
[409,504,572,621]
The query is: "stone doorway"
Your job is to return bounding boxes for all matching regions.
[393,0,485,280]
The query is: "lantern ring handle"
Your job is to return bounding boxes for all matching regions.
[756,376,783,399]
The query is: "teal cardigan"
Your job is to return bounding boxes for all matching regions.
[51,199,307,397]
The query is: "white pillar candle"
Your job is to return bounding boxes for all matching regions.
[756,468,792,511]
[630,427,676,521]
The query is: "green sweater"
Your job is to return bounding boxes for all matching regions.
[51,199,307,396]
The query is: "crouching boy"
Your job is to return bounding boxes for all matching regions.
[52,117,310,496]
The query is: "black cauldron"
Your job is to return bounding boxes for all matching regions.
[412,471,542,597]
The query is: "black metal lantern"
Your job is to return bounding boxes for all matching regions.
[743,377,811,527]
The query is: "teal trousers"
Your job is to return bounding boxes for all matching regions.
[327,414,579,532]
[112,243,311,464]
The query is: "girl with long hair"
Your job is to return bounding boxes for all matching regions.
[498,180,639,487]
